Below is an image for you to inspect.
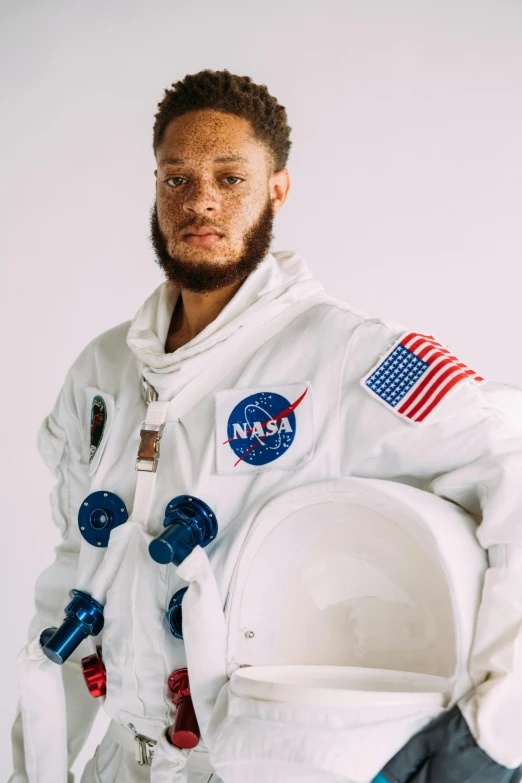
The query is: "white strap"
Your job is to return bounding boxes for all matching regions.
[176,546,228,748]
[130,400,169,527]
[131,470,157,527]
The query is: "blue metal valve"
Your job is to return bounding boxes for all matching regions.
[39,627,57,648]
[149,495,218,566]
[166,587,188,639]
[41,590,104,665]
[78,491,128,547]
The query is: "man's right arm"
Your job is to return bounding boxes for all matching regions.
[9,366,100,782]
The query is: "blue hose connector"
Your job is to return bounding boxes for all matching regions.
[39,626,57,648]
[149,496,218,566]
[166,587,188,639]
[78,491,128,547]
[41,590,104,665]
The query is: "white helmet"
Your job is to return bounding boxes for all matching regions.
[197,477,487,783]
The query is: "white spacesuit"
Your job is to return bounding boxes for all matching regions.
[9,249,522,783]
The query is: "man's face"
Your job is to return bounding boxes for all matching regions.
[150,109,289,292]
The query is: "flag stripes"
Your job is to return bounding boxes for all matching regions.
[362,332,484,423]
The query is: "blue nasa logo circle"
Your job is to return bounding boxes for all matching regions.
[227,391,297,466]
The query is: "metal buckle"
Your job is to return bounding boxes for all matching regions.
[128,723,156,766]
[142,376,159,405]
[135,423,164,472]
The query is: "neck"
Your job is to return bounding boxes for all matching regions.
[165,277,245,353]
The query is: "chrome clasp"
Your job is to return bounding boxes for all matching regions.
[141,376,159,405]
[128,723,156,766]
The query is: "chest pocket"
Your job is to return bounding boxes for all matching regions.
[83,387,116,475]
[214,381,315,475]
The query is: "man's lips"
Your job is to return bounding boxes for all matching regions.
[183,233,223,246]
[183,226,222,236]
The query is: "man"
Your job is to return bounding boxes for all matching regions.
[9,68,522,783]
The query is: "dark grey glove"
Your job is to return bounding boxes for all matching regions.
[377,704,522,783]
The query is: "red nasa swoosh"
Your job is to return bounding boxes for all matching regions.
[223,388,308,467]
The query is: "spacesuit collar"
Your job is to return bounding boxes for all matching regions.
[126,249,323,375]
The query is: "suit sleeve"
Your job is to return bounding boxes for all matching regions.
[341,318,522,769]
[8,369,100,783]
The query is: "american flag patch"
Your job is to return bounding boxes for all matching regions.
[361,332,485,424]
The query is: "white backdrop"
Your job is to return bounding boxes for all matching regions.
[2,0,521,779]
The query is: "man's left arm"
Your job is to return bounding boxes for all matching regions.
[427,383,522,771]
[342,320,522,777]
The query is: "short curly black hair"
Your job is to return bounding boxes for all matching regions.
[152,69,292,176]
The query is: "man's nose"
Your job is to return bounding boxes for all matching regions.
[182,179,220,214]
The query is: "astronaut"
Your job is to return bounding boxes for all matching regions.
[9,68,522,783]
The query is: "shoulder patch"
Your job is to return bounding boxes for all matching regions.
[361,332,485,424]
[90,395,107,461]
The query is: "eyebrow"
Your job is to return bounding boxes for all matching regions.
[159,155,250,166]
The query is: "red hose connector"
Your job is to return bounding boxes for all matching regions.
[167,667,200,749]
[81,646,106,698]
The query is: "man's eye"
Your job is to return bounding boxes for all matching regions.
[165,176,243,187]
[224,176,243,185]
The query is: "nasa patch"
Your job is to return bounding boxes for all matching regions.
[215,382,315,474]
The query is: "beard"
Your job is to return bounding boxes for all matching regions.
[149,195,276,293]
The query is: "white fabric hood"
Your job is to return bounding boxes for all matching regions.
[125,249,324,381]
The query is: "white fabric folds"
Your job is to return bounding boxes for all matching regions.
[209,675,446,783]
[17,631,68,783]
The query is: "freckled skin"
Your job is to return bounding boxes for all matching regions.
[149,109,291,352]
